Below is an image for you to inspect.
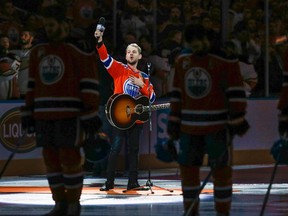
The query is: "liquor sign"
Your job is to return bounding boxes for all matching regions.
[0,106,36,153]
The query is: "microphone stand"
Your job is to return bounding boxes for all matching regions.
[123,62,173,194]
[144,62,154,192]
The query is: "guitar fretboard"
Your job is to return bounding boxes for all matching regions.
[143,103,170,113]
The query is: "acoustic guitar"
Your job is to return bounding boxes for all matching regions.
[105,94,170,130]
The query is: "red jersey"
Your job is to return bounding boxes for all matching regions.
[96,43,156,103]
[25,42,100,121]
[169,53,247,135]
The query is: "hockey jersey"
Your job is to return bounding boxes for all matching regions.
[96,43,156,103]
[169,53,247,135]
[25,42,100,121]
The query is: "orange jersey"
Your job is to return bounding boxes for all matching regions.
[96,43,156,103]
[169,53,247,135]
[26,42,100,120]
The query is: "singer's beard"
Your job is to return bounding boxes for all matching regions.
[127,59,138,67]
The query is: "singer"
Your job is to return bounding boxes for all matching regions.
[94,17,156,191]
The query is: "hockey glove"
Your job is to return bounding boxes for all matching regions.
[20,106,35,134]
[271,139,288,164]
[167,120,180,140]
[229,119,250,137]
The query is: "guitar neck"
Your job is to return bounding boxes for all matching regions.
[143,103,170,113]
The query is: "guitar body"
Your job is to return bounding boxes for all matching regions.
[105,94,150,130]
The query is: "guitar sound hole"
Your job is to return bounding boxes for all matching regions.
[135,104,143,114]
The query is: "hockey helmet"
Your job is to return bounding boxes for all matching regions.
[83,132,111,163]
[270,138,288,165]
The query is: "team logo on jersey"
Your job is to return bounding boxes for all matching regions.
[123,78,140,98]
[39,55,64,85]
[185,67,211,99]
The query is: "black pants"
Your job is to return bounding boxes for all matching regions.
[106,123,143,183]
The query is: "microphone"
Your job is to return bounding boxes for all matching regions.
[96,17,105,32]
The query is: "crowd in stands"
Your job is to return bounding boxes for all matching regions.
[0,0,288,99]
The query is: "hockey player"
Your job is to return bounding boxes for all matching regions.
[167,24,249,216]
[21,5,102,216]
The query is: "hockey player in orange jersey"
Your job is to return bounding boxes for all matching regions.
[168,24,249,216]
[21,5,102,216]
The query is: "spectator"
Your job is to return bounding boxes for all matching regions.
[219,40,258,97]
[229,0,245,30]
[10,29,35,99]
[230,25,261,64]
[149,55,171,98]
[22,13,45,44]
[157,29,183,65]
[199,13,221,54]
[208,5,221,33]
[158,6,184,40]
[138,0,155,35]
[138,34,158,71]
[119,0,149,39]
[0,0,23,23]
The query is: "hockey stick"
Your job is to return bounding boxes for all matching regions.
[0,130,27,179]
[259,159,279,216]
[259,131,288,216]
[259,133,288,216]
